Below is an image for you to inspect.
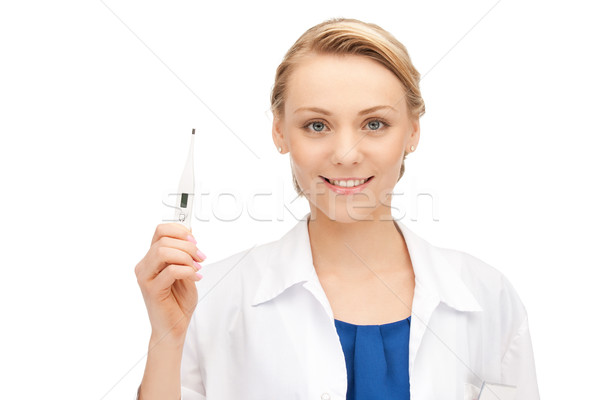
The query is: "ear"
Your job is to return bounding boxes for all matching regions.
[409,117,420,149]
[271,114,286,153]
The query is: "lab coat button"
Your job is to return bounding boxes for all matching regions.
[321,393,330,400]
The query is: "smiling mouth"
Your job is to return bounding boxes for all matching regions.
[320,176,374,188]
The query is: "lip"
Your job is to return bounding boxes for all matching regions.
[319,176,373,195]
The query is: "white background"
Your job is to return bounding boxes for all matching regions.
[0,0,598,398]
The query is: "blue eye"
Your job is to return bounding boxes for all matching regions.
[306,121,326,132]
[368,120,381,130]
[366,119,389,131]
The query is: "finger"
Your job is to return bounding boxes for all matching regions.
[156,236,206,263]
[151,223,193,246]
[153,264,203,290]
[143,246,196,281]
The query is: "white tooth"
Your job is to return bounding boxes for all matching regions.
[331,179,368,188]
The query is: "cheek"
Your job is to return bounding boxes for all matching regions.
[289,138,325,178]
[373,140,405,181]
[376,153,402,179]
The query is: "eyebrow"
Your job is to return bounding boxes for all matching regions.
[294,105,397,116]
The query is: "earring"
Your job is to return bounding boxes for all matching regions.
[278,146,282,153]
[410,145,415,152]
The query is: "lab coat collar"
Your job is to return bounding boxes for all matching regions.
[251,212,482,313]
[399,219,483,313]
[251,213,317,307]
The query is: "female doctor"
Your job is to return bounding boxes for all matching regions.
[135,18,540,400]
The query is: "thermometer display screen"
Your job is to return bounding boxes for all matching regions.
[180,193,188,208]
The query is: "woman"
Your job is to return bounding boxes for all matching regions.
[135,17,539,400]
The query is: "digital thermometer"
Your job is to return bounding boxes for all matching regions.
[174,128,195,231]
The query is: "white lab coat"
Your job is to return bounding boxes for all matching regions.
[173,213,540,400]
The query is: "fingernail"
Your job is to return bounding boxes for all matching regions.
[186,235,197,245]
[197,249,207,260]
[193,261,202,270]
[196,272,203,279]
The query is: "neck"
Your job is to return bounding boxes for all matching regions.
[306,208,411,279]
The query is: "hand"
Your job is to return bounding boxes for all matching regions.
[135,223,206,341]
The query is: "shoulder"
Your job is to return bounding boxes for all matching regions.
[195,237,279,299]
[436,244,529,334]
[185,239,277,338]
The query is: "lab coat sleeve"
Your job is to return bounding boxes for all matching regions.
[180,312,207,400]
[501,315,540,400]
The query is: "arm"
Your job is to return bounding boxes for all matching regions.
[138,334,185,400]
[137,313,206,400]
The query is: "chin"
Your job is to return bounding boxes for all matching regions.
[311,198,380,224]
[303,179,392,222]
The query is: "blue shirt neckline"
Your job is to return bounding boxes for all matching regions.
[334,315,411,328]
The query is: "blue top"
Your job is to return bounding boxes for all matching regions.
[334,316,411,400]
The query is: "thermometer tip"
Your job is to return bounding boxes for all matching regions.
[192,128,195,135]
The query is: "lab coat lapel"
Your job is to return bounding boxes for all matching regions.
[250,214,347,398]
[394,219,483,396]
[395,220,443,378]
[407,281,441,379]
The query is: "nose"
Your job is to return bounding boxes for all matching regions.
[331,126,363,166]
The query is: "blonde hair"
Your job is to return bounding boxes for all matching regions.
[270,17,425,198]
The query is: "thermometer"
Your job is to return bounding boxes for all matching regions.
[174,128,195,231]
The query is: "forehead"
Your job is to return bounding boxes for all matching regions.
[286,53,407,113]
